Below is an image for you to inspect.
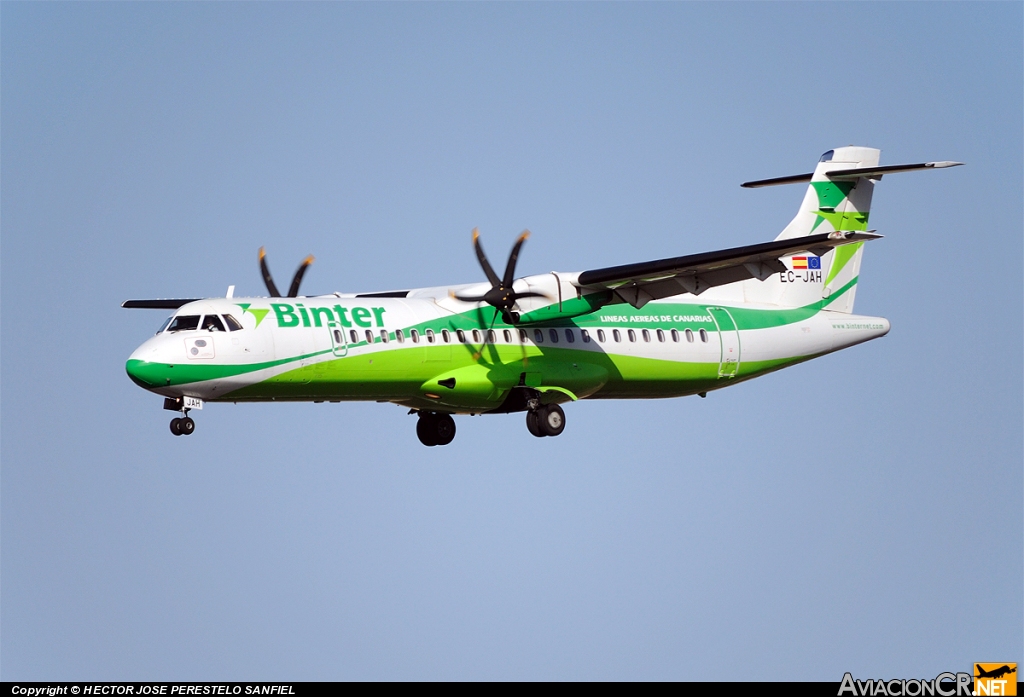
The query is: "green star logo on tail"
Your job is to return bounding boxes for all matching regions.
[236,303,269,328]
[810,180,869,232]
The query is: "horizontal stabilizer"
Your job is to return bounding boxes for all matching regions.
[825,161,963,180]
[743,161,962,187]
[741,173,813,188]
[122,299,201,309]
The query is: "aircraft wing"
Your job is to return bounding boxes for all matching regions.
[122,299,202,309]
[575,230,881,309]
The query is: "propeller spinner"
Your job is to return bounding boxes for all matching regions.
[453,228,546,324]
[259,247,315,298]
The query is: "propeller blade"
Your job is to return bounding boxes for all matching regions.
[452,292,489,303]
[287,255,315,298]
[502,230,530,288]
[259,247,282,297]
[472,228,502,287]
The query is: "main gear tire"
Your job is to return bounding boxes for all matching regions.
[416,415,439,446]
[526,410,544,438]
[434,414,456,446]
[538,404,565,437]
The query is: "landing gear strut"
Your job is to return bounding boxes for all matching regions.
[526,403,565,438]
[416,412,456,447]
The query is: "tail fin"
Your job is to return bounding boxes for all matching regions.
[742,147,961,313]
[740,147,879,313]
[779,147,879,312]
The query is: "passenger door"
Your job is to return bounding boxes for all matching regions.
[707,307,741,378]
[328,320,348,357]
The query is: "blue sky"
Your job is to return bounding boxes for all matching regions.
[2,2,1021,680]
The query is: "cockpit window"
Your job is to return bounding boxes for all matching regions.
[223,314,243,331]
[819,149,835,162]
[167,315,200,332]
[202,315,226,332]
[156,316,173,335]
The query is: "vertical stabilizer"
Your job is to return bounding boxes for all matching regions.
[743,147,880,313]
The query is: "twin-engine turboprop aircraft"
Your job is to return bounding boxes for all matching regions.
[124,147,960,445]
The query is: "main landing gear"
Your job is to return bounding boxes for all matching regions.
[416,412,456,447]
[411,401,567,446]
[526,403,565,438]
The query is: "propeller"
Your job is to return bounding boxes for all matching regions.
[452,228,546,324]
[259,247,315,298]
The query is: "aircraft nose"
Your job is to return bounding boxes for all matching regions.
[125,357,167,389]
[126,339,172,390]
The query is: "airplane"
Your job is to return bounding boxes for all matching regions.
[976,665,1017,680]
[124,146,961,445]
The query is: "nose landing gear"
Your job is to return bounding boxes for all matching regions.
[164,397,197,436]
[170,416,196,436]
[526,403,565,438]
[416,412,456,447]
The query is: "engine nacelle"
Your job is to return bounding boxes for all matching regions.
[514,272,614,324]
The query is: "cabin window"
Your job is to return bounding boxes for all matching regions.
[597,329,606,342]
[581,329,591,343]
[156,316,173,334]
[425,329,435,343]
[411,329,420,343]
[333,329,343,344]
[396,329,405,343]
[549,329,559,343]
[472,329,481,343]
[167,315,200,332]
[518,329,528,342]
[642,329,651,342]
[223,314,243,331]
[656,329,665,342]
[565,329,575,343]
[456,329,466,343]
[671,329,680,342]
[380,330,389,343]
[441,329,451,343]
[534,329,544,343]
[350,329,359,343]
[487,330,496,343]
[613,329,621,342]
[685,329,694,343]
[699,328,708,343]
[201,315,226,332]
[365,330,375,344]
[627,329,635,342]
[503,330,512,343]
